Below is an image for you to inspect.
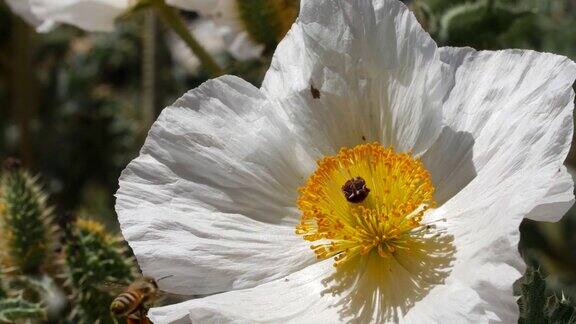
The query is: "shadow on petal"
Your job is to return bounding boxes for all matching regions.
[423,128,477,205]
[320,228,455,323]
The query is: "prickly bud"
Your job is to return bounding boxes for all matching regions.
[0,160,55,275]
[63,218,135,323]
[518,267,547,324]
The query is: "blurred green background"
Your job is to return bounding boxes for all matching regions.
[0,0,575,322]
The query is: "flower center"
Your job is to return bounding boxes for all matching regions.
[296,143,436,268]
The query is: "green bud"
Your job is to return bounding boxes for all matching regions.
[63,218,135,323]
[518,267,547,324]
[0,159,55,275]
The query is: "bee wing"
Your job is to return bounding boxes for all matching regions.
[97,281,129,295]
[153,290,191,305]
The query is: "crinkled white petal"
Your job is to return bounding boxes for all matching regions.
[117,76,317,295]
[5,0,56,32]
[422,47,576,321]
[262,0,448,157]
[121,207,314,296]
[424,47,576,211]
[30,0,129,32]
[146,236,482,324]
[525,165,575,222]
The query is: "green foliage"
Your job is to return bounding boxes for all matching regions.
[519,267,548,324]
[518,267,576,324]
[35,24,143,214]
[64,218,135,323]
[547,295,576,324]
[0,160,54,275]
[417,0,576,57]
[0,298,45,323]
[438,1,531,49]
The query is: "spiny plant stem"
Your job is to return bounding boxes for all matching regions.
[152,0,224,77]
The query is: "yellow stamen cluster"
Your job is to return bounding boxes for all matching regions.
[296,143,435,268]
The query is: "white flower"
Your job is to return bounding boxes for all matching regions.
[116,0,576,323]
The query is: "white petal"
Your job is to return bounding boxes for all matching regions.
[121,207,314,296]
[424,48,576,209]
[147,230,482,324]
[525,165,575,222]
[30,0,129,32]
[423,48,576,321]
[117,76,317,295]
[262,0,447,157]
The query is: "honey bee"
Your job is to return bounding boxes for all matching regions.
[108,275,173,324]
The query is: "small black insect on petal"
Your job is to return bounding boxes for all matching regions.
[310,84,320,99]
[342,177,370,203]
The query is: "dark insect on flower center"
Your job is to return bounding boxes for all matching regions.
[341,176,370,203]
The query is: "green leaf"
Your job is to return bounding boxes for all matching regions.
[439,0,532,49]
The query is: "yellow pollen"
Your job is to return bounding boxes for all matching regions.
[296,143,436,268]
